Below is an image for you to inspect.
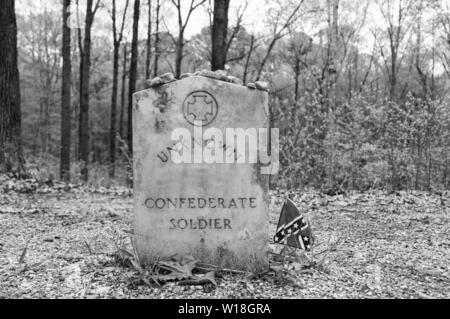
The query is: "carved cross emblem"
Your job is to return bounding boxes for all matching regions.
[183,91,218,126]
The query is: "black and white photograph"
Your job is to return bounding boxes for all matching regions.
[0,0,449,304]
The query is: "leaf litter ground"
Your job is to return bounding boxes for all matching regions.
[0,178,448,299]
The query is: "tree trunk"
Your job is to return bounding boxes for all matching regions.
[389,63,397,101]
[211,0,230,71]
[77,24,84,162]
[0,0,24,173]
[242,34,255,83]
[175,35,184,78]
[79,0,97,182]
[128,0,140,159]
[110,44,120,178]
[153,0,160,77]
[326,0,339,111]
[110,0,129,178]
[120,43,127,140]
[146,0,152,79]
[294,57,300,104]
[60,0,72,182]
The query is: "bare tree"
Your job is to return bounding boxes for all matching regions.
[21,8,62,155]
[120,43,128,140]
[61,0,72,181]
[375,0,418,101]
[286,32,312,103]
[202,0,248,68]
[438,3,450,81]
[242,34,259,83]
[325,0,339,107]
[128,0,140,161]
[76,0,83,161]
[170,0,207,77]
[255,0,305,81]
[413,0,433,98]
[78,0,101,182]
[153,0,161,77]
[301,0,368,109]
[0,0,24,173]
[146,0,153,79]
[224,0,248,63]
[110,0,130,178]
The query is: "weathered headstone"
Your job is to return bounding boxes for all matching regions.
[133,75,270,270]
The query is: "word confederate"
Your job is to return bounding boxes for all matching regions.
[144,197,257,210]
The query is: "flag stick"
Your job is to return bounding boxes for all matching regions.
[282,237,288,272]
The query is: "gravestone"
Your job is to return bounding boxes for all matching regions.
[132,74,270,270]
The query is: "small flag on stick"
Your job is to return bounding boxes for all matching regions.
[274,198,314,251]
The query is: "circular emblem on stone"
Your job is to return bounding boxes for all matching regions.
[182,91,218,126]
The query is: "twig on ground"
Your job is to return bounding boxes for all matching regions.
[18,239,31,264]
[196,263,248,275]
[84,240,93,255]
[18,246,27,264]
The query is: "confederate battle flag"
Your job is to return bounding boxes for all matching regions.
[274,198,314,251]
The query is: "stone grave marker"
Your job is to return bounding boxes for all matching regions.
[133,74,271,270]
